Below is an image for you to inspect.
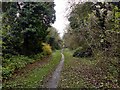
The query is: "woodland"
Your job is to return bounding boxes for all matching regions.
[1,1,120,89]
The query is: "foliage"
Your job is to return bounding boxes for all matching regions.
[64,2,120,57]
[59,49,119,88]
[63,1,120,88]
[59,49,94,88]
[31,52,44,60]
[2,2,56,81]
[3,50,61,88]
[42,43,52,55]
[46,27,62,50]
[2,52,46,80]
[2,55,33,80]
[64,2,94,50]
[68,2,93,30]
[73,47,92,57]
[2,2,56,56]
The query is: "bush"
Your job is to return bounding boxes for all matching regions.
[2,55,34,80]
[2,43,52,80]
[31,52,44,60]
[2,67,12,79]
[73,47,93,57]
[42,43,52,55]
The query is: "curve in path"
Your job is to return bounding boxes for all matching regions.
[46,51,64,88]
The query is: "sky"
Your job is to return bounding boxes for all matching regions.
[52,0,110,38]
[52,0,81,38]
[52,0,70,38]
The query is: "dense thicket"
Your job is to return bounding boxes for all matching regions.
[1,2,62,80]
[64,2,120,56]
[46,27,62,50]
[2,2,56,56]
[63,2,120,88]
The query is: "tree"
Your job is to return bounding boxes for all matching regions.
[46,27,62,50]
[64,2,94,50]
[64,1,120,57]
[2,2,56,56]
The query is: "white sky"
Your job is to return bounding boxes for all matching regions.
[52,0,81,38]
[52,0,70,38]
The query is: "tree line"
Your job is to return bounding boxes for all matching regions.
[2,2,61,57]
[1,2,62,80]
[63,2,120,87]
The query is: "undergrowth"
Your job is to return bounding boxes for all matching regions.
[2,50,61,88]
[58,49,119,88]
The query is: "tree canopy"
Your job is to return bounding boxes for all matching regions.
[2,2,56,56]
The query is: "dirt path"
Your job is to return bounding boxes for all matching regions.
[45,51,64,88]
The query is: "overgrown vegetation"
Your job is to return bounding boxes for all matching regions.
[58,49,93,88]
[59,49,119,88]
[1,1,120,89]
[2,2,56,56]
[46,27,62,50]
[63,1,120,88]
[2,53,44,80]
[1,2,62,86]
[3,50,61,88]
[42,43,52,55]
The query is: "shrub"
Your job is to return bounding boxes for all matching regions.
[2,67,12,79]
[2,55,34,80]
[2,45,51,80]
[42,43,52,55]
[73,47,93,57]
[31,52,44,60]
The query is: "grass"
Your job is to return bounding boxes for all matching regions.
[58,49,94,88]
[3,50,61,88]
[58,49,119,88]
[2,53,45,80]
